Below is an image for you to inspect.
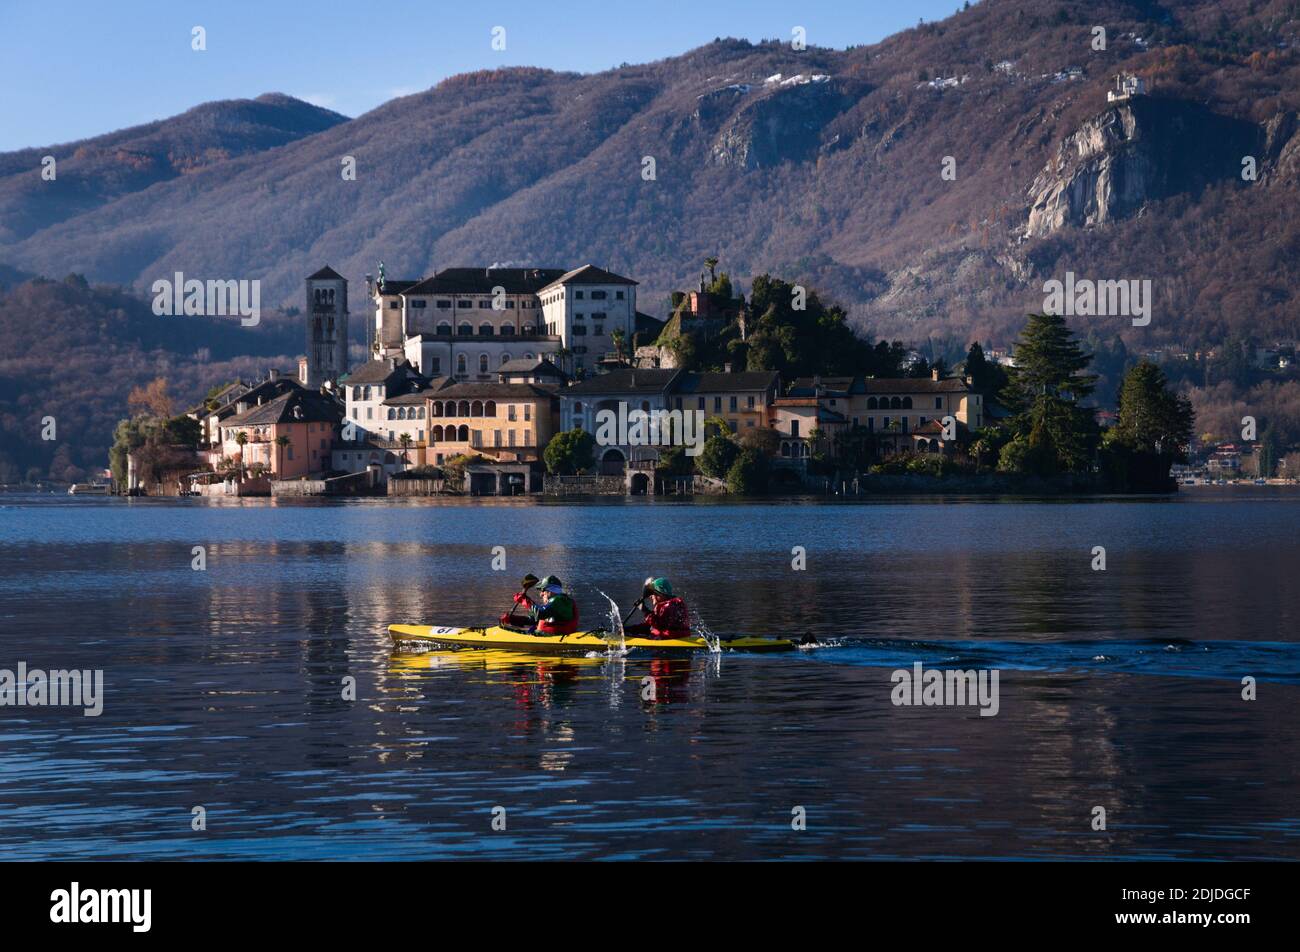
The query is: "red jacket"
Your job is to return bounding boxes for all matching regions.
[645,596,690,639]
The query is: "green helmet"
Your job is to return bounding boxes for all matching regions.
[538,575,563,592]
[649,577,673,597]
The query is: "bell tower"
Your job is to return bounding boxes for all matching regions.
[304,266,349,388]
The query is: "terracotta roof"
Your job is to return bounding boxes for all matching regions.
[498,358,566,377]
[539,264,637,292]
[404,267,566,296]
[563,368,680,395]
[673,371,780,394]
[224,390,342,427]
[431,382,554,400]
[862,377,969,394]
[307,265,345,281]
[342,358,421,385]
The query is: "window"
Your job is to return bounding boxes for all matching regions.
[478,300,491,309]
[506,301,515,309]
[747,395,755,409]
[714,397,722,412]
[573,326,587,335]
[591,290,607,300]
[479,354,489,374]
[729,396,738,411]
[437,322,451,336]
[616,291,625,300]
[411,299,427,308]
[500,325,515,336]
[458,322,472,335]
[436,299,451,309]
[456,355,467,375]
[500,353,510,366]
[591,312,606,320]
[791,421,800,438]
[508,404,517,421]
[480,322,494,335]
[389,301,400,309]
[524,404,531,421]
[457,300,472,309]
[574,290,584,299]
[698,397,705,410]
[935,397,943,409]
[429,357,441,374]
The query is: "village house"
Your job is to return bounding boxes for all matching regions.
[423,382,558,466]
[560,368,682,474]
[668,370,780,435]
[218,389,343,480]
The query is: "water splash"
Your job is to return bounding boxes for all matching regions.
[688,609,721,653]
[595,589,629,656]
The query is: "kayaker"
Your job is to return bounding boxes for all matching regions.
[500,574,539,628]
[625,577,691,639]
[530,575,580,636]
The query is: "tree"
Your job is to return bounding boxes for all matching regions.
[1112,361,1194,459]
[543,428,596,475]
[275,435,291,474]
[963,341,1008,396]
[999,313,1099,474]
[726,448,768,494]
[740,425,781,457]
[234,431,248,480]
[398,432,413,467]
[611,328,627,364]
[698,434,740,478]
[127,377,175,420]
[704,256,719,284]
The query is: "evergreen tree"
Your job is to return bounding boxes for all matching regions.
[1113,360,1194,460]
[999,313,1099,474]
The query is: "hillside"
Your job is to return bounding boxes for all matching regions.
[0,277,300,483]
[2,0,1299,353]
[0,93,347,245]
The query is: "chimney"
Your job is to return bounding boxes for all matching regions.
[931,367,941,381]
[723,361,733,373]
[236,401,248,414]
[268,368,279,381]
[965,373,974,386]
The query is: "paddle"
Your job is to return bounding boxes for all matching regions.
[621,579,655,625]
[502,574,539,626]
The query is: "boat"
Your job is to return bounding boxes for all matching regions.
[388,623,798,652]
[68,482,111,495]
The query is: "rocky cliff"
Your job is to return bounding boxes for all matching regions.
[1026,97,1262,236]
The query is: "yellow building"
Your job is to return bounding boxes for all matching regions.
[668,370,780,434]
[423,383,558,464]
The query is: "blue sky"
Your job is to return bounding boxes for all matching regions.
[0,0,966,152]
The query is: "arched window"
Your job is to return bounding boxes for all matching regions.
[456,354,467,375]
[902,397,913,409]
[457,424,469,441]
[437,321,452,336]
[386,407,395,420]
[500,353,510,366]
[867,397,878,409]
[524,352,534,360]
[574,401,583,413]
[432,425,444,441]
[458,400,471,417]
[485,400,496,417]
[430,401,441,417]
[500,325,515,336]
[458,322,472,336]
[478,354,489,374]
[480,322,493,336]
[471,400,483,417]
[890,397,902,410]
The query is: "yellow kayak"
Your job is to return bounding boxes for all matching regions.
[388,624,796,652]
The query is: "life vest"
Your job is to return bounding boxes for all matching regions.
[647,596,690,639]
[536,593,580,635]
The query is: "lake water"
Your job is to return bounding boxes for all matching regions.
[1,489,1298,860]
